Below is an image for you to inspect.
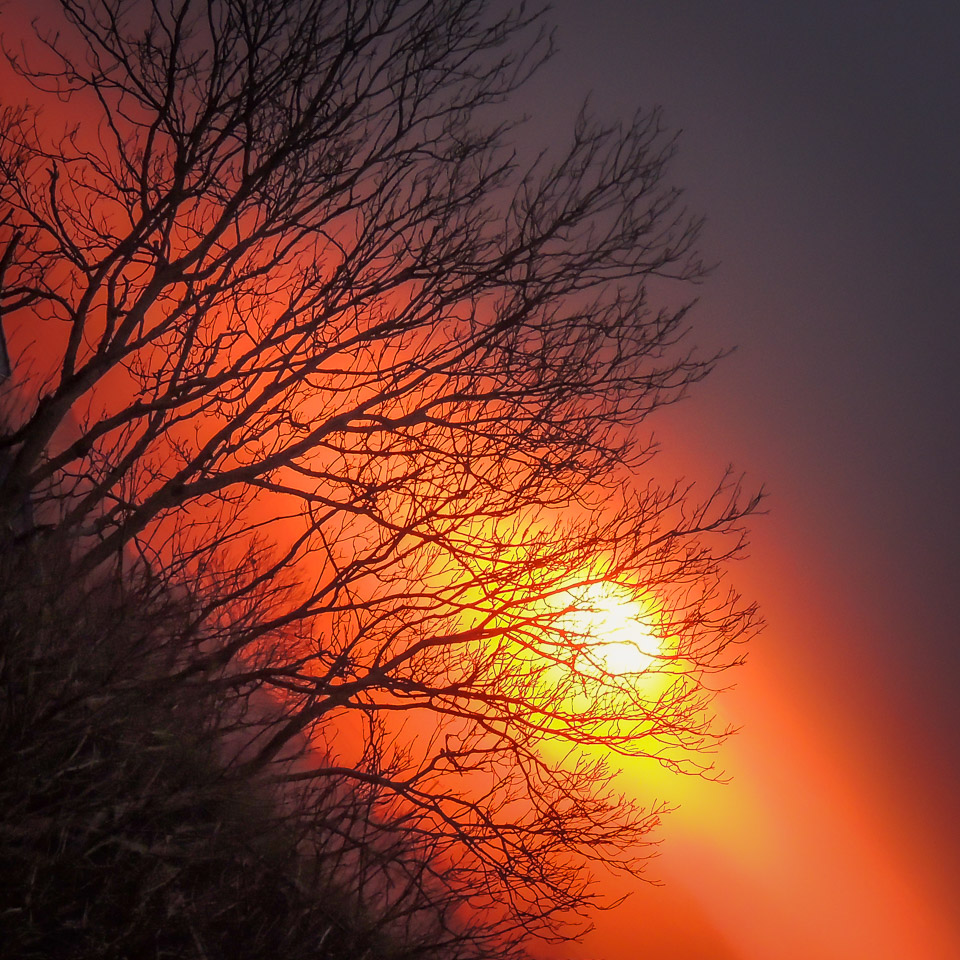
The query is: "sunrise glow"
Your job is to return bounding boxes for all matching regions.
[558,581,662,676]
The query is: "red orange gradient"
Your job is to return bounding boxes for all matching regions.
[558,553,959,960]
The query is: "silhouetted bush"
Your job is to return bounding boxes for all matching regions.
[0,537,489,959]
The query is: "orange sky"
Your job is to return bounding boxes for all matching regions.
[548,500,960,960]
[557,648,959,960]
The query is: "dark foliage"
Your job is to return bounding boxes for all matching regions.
[0,538,501,959]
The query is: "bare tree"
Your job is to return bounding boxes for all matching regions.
[0,0,761,948]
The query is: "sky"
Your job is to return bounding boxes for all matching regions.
[521,2,960,958]
[1,1,956,956]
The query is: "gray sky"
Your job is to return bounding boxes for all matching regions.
[526,2,960,957]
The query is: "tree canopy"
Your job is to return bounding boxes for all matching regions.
[0,0,761,950]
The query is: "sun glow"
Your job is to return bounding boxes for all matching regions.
[560,581,662,676]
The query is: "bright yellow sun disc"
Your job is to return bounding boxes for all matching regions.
[560,582,661,675]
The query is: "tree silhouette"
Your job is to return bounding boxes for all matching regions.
[0,0,761,947]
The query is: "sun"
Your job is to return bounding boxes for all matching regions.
[559,581,662,675]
